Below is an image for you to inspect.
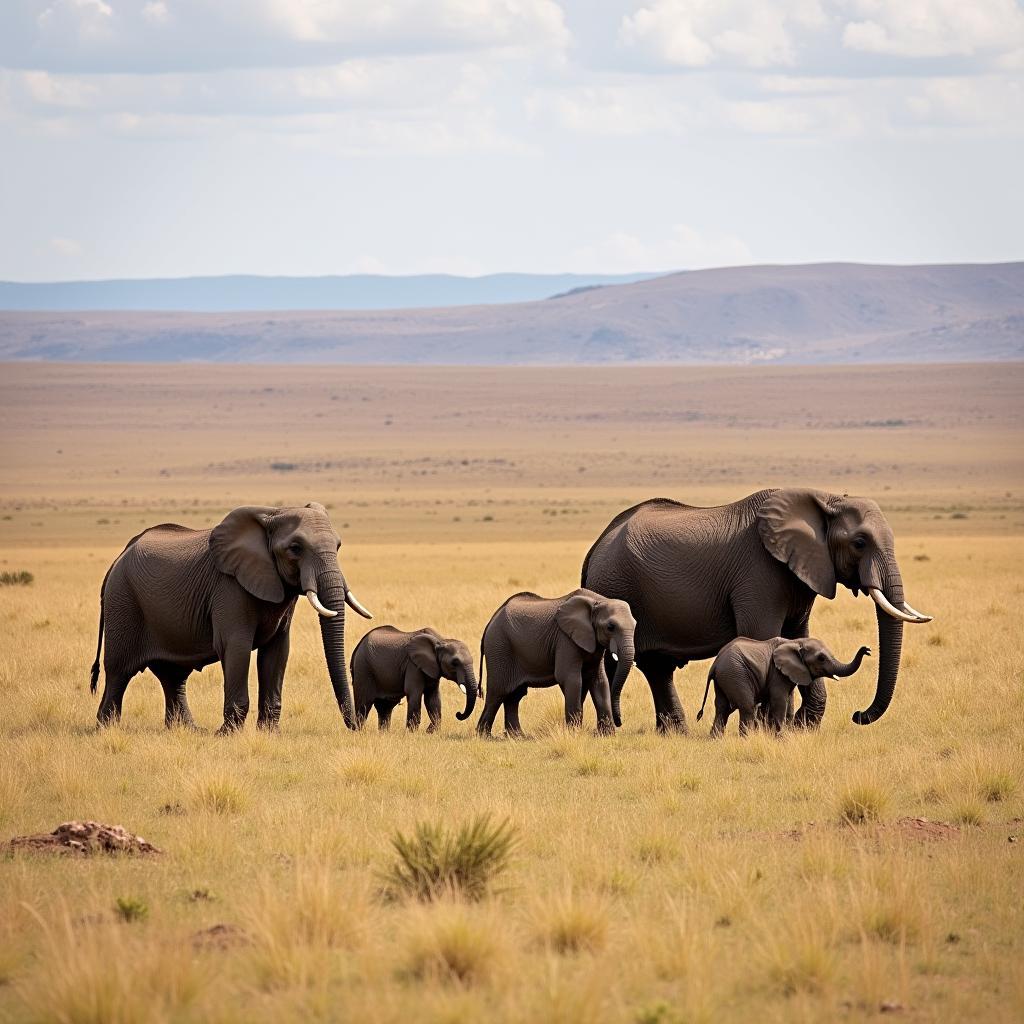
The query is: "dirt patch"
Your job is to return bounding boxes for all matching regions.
[192,923,249,951]
[776,817,960,844]
[6,820,161,856]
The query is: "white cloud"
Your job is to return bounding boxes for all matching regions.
[842,0,1024,59]
[1,0,570,73]
[620,0,827,69]
[571,224,752,273]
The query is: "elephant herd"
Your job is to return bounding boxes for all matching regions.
[89,489,932,737]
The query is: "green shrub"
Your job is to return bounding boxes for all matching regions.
[380,815,517,903]
[114,896,149,924]
[0,571,33,586]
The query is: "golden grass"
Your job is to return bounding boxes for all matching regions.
[0,363,1022,1021]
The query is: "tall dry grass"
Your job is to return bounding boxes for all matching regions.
[0,528,1021,1022]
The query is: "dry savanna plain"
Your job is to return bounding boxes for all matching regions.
[0,361,1022,1023]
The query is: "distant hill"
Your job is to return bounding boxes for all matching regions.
[0,262,1021,365]
[0,272,659,312]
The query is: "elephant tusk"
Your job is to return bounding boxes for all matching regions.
[611,652,619,662]
[900,600,933,623]
[869,588,929,624]
[305,590,337,618]
[459,683,467,694]
[344,590,373,619]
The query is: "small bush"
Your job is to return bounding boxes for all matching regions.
[191,773,248,815]
[534,894,608,955]
[838,782,888,824]
[380,815,517,903]
[402,903,498,984]
[0,571,33,586]
[113,896,148,924]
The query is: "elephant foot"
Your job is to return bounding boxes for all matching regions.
[595,722,617,737]
[215,721,244,736]
[505,729,529,741]
[256,719,281,733]
[655,716,689,736]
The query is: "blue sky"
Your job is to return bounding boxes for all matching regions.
[1,0,1021,280]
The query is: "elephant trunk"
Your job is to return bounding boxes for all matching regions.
[609,632,635,729]
[833,646,870,678]
[854,552,905,725]
[455,666,479,722]
[315,567,358,730]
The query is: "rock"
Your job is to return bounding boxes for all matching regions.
[6,820,161,856]
[192,923,248,951]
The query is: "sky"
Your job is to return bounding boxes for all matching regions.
[1,0,1022,281]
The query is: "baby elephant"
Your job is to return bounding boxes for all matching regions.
[351,626,478,731]
[698,637,870,736]
[477,589,636,737]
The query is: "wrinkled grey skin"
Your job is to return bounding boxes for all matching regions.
[351,625,478,731]
[477,588,636,737]
[697,636,871,736]
[582,489,930,733]
[90,503,372,733]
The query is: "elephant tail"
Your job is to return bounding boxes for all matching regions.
[696,666,714,722]
[90,597,103,694]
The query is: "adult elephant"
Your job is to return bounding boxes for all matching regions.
[90,502,373,732]
[581,489,931,733]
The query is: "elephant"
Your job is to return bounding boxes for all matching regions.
[89,502,373,732]
[476,588,636,738]
[697,637,871,736]
[581,489,931,734]
[351,626,478,731]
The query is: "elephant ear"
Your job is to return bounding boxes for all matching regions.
[773,641,814,688]
[556,594,598,653]
[209,506,284,603]
[757,489,838,599]
[408,634,441,678]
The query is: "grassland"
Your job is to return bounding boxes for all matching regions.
[1,362,1022,1023]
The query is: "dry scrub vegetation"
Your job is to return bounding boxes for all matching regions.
[0,363,1022,1022]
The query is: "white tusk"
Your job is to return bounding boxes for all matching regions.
[869,588,928,623]
[900,600,933,623]
[459,683,467,694]
[306,590,337,618]
[611,652,619,662]
[829,675,838,681]
[344,590,373,619]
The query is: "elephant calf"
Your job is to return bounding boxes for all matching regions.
[477,589,636,737]
[351,626,478,731]
[698,636,870,736]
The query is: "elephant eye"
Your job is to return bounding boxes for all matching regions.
[852,536,867,551]
[452,657,461,667]
[817,653,826,661]
[608,622,617,631]
[288,542,302,555]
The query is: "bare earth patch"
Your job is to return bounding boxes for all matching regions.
[6,821,161,856]
[777,817,961,843]
[192,923,249,951]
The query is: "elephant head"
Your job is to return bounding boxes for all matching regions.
[758,490,931,726]
[408,631,480,721]
[558,591,637,727]
[210,502,373,729]
[773,639,871,687]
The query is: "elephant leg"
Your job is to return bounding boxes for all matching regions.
[150,661,195,729]
[375,699,397,730]
[217,639,253,734]
[636,652,688,734]
[557,668,584,730]
[355,698,372,730]
[477,691,502,737]
[503,685,528,739]
[96,669,133,727]
[256,629,290,731]
[406,687,424,732]
[710,690,731,737]
[738,707,758,736]
[590,663,616,736]
[767,691,789,734]
[781,615,826,728]
[424,686,442,733]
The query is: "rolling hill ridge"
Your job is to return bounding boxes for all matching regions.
[0,262,1020,365]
